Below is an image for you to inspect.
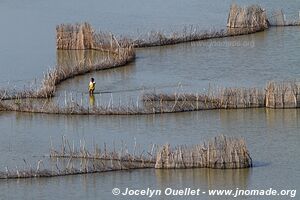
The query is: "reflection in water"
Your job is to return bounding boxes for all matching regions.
[56,50,111,69]
[89,94,95,107]
[266,108,300,128]
[155,168,250,190]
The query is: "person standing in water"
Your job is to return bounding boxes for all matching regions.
[89,77,96,95]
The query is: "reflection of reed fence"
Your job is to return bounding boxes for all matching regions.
[56,50,110,69]
[0,135,252,179]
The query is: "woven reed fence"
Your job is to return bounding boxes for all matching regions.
[155,135,252,169]
[265,81,300,108]
[56,23,132,52]
[56,22,94,50]
[227,4,268,30]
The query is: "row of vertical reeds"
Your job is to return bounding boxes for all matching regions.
[227,4,268,30]
[0,135,252,179]
[56,23,95,50]
[265,81,300,108]
[155,135,252,169]
[56,23,133,53]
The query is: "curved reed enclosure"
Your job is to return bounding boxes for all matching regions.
[0,23,135,100]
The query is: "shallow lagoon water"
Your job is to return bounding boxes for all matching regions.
[0,0,300,199]
[0,109,299,199]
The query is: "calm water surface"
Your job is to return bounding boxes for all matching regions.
[0,0,299,199]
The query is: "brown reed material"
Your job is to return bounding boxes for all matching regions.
[155,135,252,169]
[227,4,268,30]
[265,81,300,108]
[56,23,94,50]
